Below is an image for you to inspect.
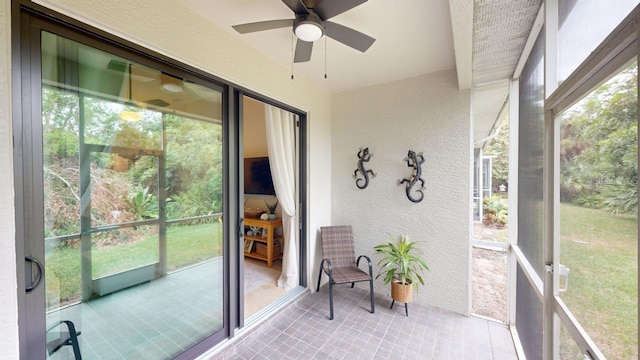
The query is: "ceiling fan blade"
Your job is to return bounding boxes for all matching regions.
[325,21,375,52]
[294,39,313,63]
[232,19,294,34]
[313,0,367,20]
[282,0,309,15]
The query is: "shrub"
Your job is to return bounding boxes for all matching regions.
[483,197,508,228]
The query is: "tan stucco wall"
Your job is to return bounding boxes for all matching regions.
[331,70,472,315]
[0,1,19,358]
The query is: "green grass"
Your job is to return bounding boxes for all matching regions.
[559,203,637,359]
[45,221,222,309]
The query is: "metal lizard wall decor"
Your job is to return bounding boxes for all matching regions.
[399,150,425,203]
[353,147,376,189]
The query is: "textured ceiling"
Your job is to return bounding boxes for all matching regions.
[472,0,541,86]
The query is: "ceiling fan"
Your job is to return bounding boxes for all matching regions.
[232,0,375,63]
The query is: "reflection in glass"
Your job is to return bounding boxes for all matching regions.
[43,87,80,238]
[559,63,638,359]
[91,226,159,278]
[41,30,224,359]
[90,152,159,227]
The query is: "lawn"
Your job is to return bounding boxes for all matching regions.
[45,221,222,309]
[559,203,637,359]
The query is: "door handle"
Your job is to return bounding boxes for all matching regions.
[25,255,43,293]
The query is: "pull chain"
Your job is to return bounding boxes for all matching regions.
[324,36,327,79]
[291,32,295,80]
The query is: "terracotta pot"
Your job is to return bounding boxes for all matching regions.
[391,279,413,303]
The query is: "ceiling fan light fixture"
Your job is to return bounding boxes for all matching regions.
[119,110,144,122]
[161,83,183,93]
[294,15,324,42]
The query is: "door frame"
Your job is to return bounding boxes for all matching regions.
[13,5,233,359]
[12,1,309,358]
[235,92,308,328]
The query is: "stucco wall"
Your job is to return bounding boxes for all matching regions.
[0,1,18,358]
[2,1,333,355]
[331,70,471,315]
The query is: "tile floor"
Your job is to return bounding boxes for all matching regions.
[214,284,518,360]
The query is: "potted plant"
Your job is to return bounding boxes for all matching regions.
[264,199,278,219]
[374,233,429,304]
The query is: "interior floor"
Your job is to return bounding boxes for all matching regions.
[244,258,287,319]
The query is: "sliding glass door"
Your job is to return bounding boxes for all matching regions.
[22,24,227,359]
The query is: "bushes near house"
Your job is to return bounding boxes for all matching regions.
[482,196,508,228]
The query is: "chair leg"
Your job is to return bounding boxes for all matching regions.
[316,265,323,292]
[329,278,334,320]
[350,282,355,288]
[369,279,375,314]
[62,320,82,360]
[390,299,395,309]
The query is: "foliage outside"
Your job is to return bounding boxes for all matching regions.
[484,115,509,192]
[482,196,508,229]
[558,204,637,359]
[42,85,224,309]
[374,234,429,290]
[43,86,223,239]
[560,63,637,215]
[45,221,223,308]
[557,64,638,359]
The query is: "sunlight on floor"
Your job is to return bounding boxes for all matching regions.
[244,258,288,319]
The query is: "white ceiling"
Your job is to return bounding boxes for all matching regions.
[179,0,456,94]
[178,0,540,148]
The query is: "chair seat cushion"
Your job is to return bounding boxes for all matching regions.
[328,265,371,284]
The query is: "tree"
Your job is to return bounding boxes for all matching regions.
[560,63,637,214]
[485,114,509,192]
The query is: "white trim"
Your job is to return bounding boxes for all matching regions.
[510,326,527,360]
[546,5,640,114]
[472,240,508,252]
[506,78,519,326]
[449,0,474,90]
[513,3,545,80]
[512,245,543,300]
[543,4,640,359]
[543,2,559,359]
[554,297,606,359]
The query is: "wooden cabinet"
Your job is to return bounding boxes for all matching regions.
[244,217,283,267]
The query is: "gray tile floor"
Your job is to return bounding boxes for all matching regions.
[215,284,518,360]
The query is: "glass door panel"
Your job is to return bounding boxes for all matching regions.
[41,30,225,359]
[90,227,159,279]
[165,114,224,271]
[558,62,638,359]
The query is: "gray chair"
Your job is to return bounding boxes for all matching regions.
[316,225,375,320]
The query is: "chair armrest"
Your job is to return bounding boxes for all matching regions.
[320,258,333,276]
[356,255,373,277]
[47,320,78,334]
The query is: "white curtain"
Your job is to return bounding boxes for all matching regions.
[265,104,298,290]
